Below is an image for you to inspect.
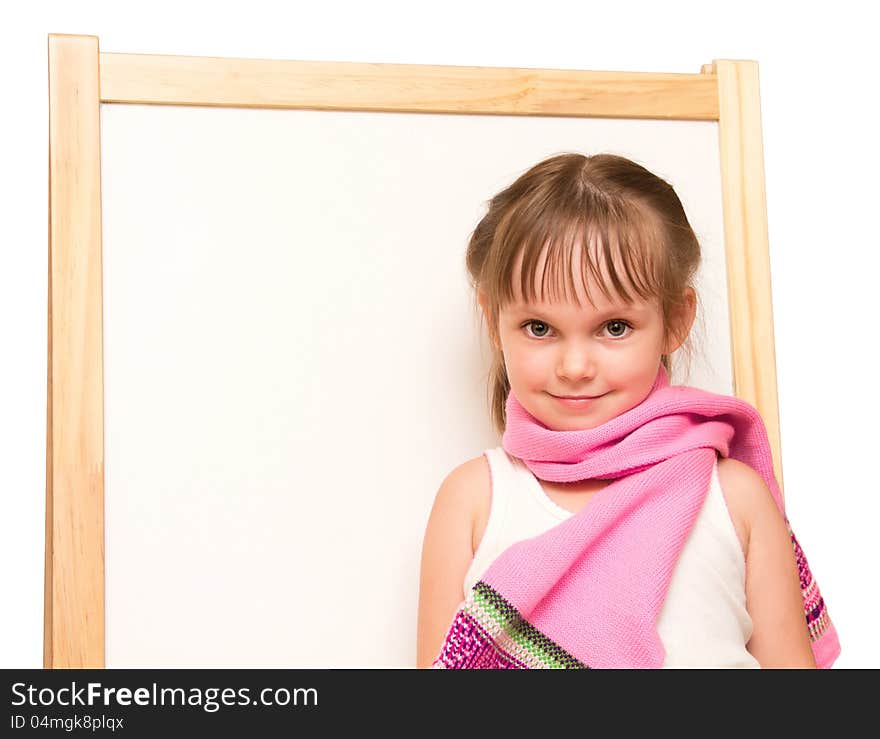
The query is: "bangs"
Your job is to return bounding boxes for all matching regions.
[495,198,664,309]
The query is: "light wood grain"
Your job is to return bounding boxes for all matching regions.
[46,37,786,666]
[99,52,719,120]
[714,58,785,499]
[46,33,105,668]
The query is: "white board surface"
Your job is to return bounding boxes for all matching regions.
[99,104,731,667]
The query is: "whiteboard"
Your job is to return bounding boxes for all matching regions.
[99,104,730,667]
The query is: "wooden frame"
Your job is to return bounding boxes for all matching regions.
[46,33,781,668]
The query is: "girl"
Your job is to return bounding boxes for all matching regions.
[416,153,840,669]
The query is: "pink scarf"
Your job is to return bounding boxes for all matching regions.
[432,366,840,669]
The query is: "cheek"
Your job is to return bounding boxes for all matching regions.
[505,347,550,385]
[607,343,661,383]
[512,354,544,382]
[607,358,640,385]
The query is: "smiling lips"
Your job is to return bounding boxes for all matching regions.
[551,393,605,408]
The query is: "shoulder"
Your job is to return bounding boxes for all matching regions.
[715,460,816,667]
[438,455,492,555]
[429,454,492,554]
[416,454,491,668]
[715,455,776,560]
[442,453,491,492]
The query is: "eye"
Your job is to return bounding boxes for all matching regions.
[604,320,632,338]
[522,320,552,338]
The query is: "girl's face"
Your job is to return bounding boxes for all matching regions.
[489,250,685,432]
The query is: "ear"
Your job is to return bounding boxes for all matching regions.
[477,288,489,315]
[663,287,697,355]
[478,289,501,350]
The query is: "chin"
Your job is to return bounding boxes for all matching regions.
[542,409,606,432]
[563,417,604,431]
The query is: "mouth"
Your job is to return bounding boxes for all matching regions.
[549,392,606,408]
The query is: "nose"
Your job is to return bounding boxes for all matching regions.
[555,340,598,383]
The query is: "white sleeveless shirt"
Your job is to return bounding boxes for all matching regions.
[463,447,760,668]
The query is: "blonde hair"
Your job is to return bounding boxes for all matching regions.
[466,152,703,434]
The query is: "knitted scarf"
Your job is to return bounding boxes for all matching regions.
[431,366,840,669]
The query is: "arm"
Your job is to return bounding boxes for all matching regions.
[717,457,816,668]
[415,456,488,668]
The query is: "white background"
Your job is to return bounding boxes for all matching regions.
[4,0,876,668]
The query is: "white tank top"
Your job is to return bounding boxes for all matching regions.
[464,447,760,668]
